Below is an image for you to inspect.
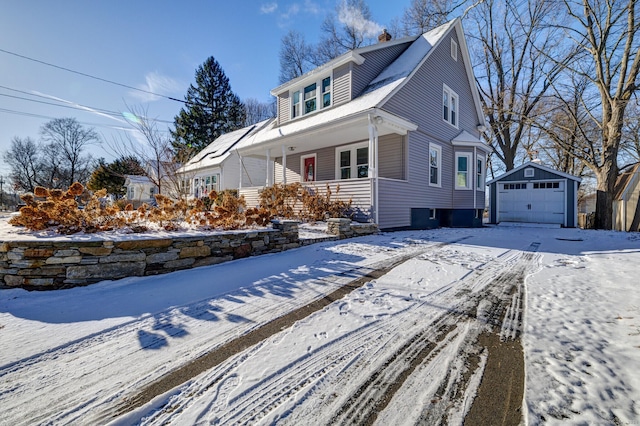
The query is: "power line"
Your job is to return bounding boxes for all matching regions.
[0,88,174,124]
[0,108,171,133]
[0,47,188,104]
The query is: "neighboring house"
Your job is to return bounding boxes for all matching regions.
[235,18,489,230]
[578,192,596,214]
[486,161,582,228]
[177,120,270,198]
[124,175,156,205]
[613,162,640,232]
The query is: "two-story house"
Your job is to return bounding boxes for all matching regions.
[236,18,489,230]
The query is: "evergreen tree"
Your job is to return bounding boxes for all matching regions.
[87,156,145,197]
[171,57,246,159]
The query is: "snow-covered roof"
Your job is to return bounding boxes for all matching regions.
[180,119,273,172]
[124,175,152,185]
[238,20,463,153]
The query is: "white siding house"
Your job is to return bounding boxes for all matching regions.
[178,120,271,198]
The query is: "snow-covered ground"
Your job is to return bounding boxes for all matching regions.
[0,223,639,425]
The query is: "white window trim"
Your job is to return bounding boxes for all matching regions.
[429,143,442,188]
[300,153,317,182]
[335,142,369,180]
[476,155,486,191]
[524,167,535,178]
[455,152,472,190]
[443,84,459,129]
[290,74,332,120]
[451,38,458,61]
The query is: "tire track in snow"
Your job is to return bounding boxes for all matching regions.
[102,236,472,423]
[134,240,540,425]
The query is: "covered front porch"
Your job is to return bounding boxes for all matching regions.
[236,109,417,225]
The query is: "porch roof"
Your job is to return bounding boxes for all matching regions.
[179,119,273,173]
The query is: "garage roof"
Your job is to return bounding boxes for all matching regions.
[487,161,582,185]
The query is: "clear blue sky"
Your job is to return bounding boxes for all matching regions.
[0,0,409,176]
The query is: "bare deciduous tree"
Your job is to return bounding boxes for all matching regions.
[40,117,99,187]
[3,136,41,193]
[279,30,315,83]
[469,0,568,171]
[109,106,185,199]
[548,0,640,229]
[402,0,458,35]
[243,98,276,126]
[315,0,383,63]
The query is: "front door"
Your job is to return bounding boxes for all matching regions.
[303,155,316,182]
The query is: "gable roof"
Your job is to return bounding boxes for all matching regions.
[487,161,582,185]
[270,35,418,97]
[374,19,484,126]
[180,119,273,172]
[614,163,640,200]
[239,19,478,153]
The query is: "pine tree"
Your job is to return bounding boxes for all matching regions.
[171,57,246,159]
[87,156,145,197]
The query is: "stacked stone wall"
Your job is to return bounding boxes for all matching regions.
[0,220,299,290]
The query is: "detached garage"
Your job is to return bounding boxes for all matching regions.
[487,161,581,227]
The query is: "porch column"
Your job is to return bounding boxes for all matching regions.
[238,153,243,190]
[368,115,379,224]
[266,149,272,186]
[282,145,287,185]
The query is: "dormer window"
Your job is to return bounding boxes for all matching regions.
[292,91,301,118]
[304,83,317,114]
[290,75,332,120]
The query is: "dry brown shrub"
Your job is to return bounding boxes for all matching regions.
[34,187,49,198]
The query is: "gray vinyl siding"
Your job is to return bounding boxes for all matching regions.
[278,92,291,126]
[333,64,351,106]
[378,179,413,228]
[382,27,480,142]
[351,41,413,98]
[378,134,405,180]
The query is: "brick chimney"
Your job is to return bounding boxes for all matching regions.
[378,29,392,43]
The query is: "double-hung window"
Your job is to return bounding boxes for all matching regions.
[336,143,368,180]
[429,143,441,187]
[292,91,301,118]
[443,85,458,128]
[455,153,472,189]
[290,75,331,119]
[304,83,316,114]
[476,157,485,190]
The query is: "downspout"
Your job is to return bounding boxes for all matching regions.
[238,152,243,190]
[368,114,379,225]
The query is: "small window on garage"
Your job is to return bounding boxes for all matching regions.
[524,168,534,178]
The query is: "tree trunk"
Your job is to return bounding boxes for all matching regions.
[594,155,618,230]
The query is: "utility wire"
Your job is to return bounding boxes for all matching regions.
[0,47,187,104]
[0,108,171,132]
[0,85,174,124]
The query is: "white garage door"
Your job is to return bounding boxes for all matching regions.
[498,181,565,224]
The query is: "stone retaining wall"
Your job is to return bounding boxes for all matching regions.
[0,220,299,290]
[327,218,379,239]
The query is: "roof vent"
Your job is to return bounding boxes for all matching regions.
[378,29,392,43]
